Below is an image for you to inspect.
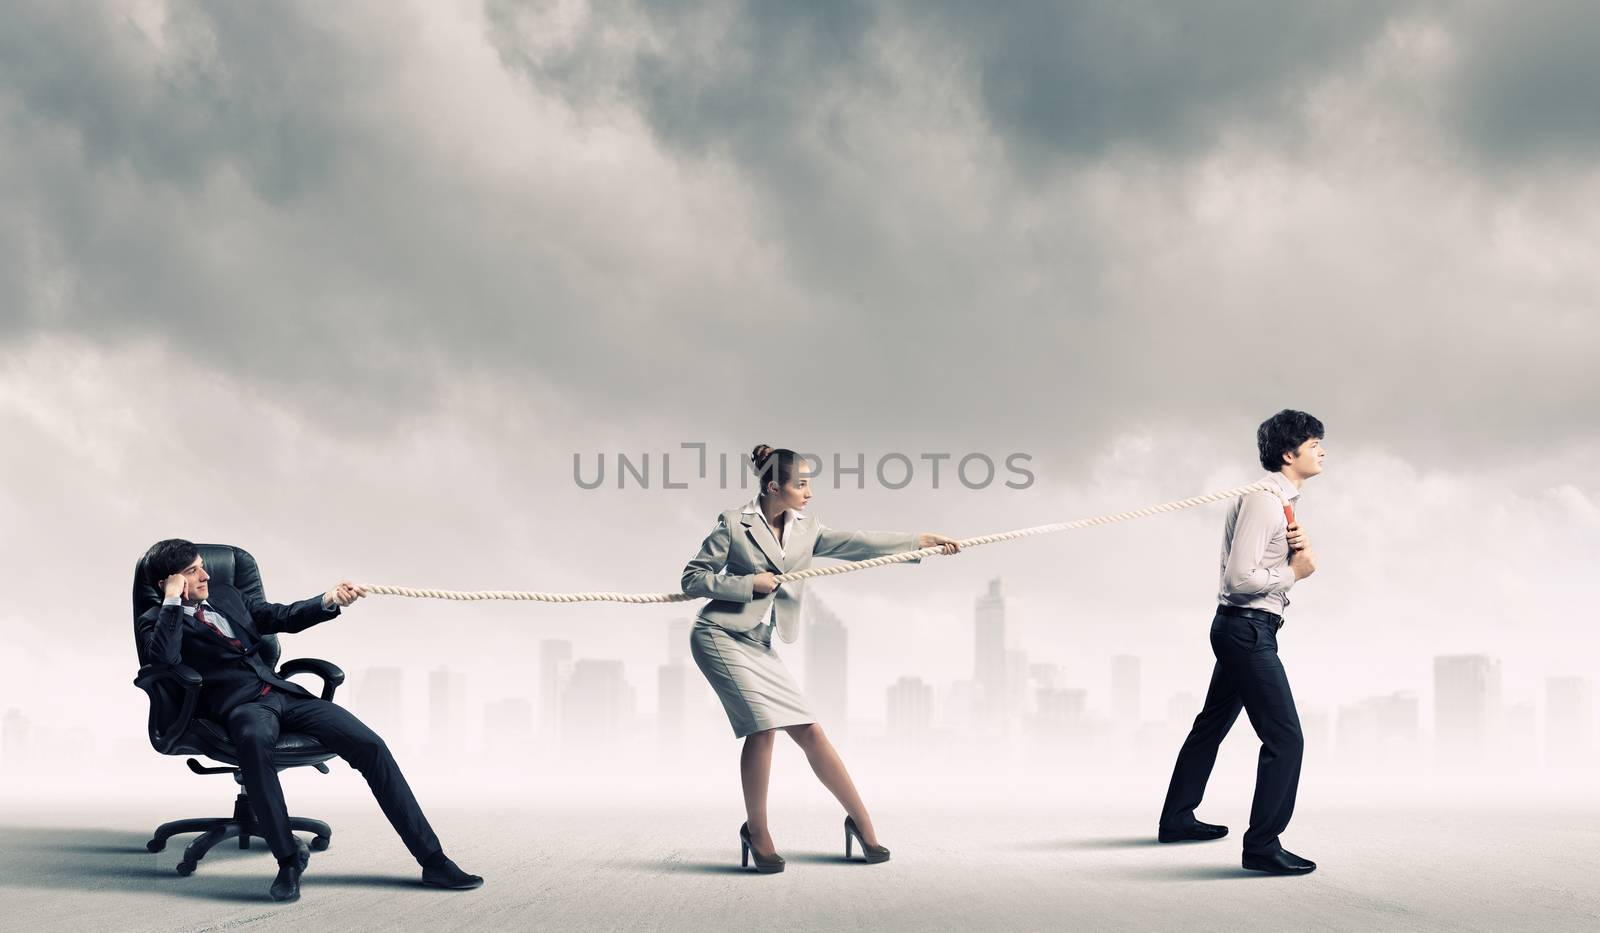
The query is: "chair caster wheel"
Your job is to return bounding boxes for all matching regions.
[146,840,165,853]
[176,860,196,876]
[311,836,331,851]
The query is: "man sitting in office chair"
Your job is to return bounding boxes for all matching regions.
[136,538,483,903]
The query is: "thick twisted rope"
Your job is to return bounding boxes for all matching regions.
[361,480,1275,603]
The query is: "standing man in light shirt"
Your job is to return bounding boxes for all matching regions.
[1156,410,1325,875]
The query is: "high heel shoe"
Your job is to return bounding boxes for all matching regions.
[844,816,891,863]
[739,822,785,873]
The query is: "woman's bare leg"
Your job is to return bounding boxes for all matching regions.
[741,730,778,855]
[783,723,881,846]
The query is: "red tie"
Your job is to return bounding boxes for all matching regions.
[195,605,270,696]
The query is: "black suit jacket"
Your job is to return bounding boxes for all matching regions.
[136,582,341,720]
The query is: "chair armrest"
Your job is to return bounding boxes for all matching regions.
[277,657,346,701]
[133,663,203,754]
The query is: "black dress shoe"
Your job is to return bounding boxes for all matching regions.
[1157,820,1229,843]
[422,853,485,890]
[1242,848,1316,875]
[269,859,302,902]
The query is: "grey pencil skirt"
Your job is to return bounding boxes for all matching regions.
[690,620,816,738]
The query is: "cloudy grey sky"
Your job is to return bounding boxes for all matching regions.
[1,0,1596,776]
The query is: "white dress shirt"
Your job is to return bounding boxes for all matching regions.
[740,496,799,629]
[163,596,237,638]
[1217,472,1302,616]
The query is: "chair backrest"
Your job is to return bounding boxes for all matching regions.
[131,543,282,670]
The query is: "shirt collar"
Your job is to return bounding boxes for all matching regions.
[180,599,214,617]
[1265,471,1303,502]
[742,497,806,523]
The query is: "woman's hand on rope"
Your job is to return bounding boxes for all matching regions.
[918,533,962,555]
[752,572,779,595]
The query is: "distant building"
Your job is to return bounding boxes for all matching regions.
[805,597,848,731]
[1032,687,1089,742]
[974,579,1019,729]
[539,639,573,739]
[658,662,689,746]
[428,666,467,757]
[356,667,405,748]
[1434,655,1501,761]
[887,677,935,740]
[1546,676,1595,766]
[562,659,633,747]
[1336,692,1420,756]
[1166,692,1199,730]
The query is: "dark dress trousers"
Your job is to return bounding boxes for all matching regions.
[1158,609,1304,855]
[136,583,441,865]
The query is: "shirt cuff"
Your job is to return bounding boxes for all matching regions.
[163,595,182,607]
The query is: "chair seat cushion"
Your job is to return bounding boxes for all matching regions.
[185,719,337,767]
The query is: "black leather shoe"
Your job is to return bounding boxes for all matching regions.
[422,853,484,890]
[1242,848,1316,875]
[269,860,302,902]
[1158,820,1229,843]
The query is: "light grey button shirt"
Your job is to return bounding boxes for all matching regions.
[1217,472,1302,616]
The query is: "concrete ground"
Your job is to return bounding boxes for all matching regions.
[1,800,1595,932]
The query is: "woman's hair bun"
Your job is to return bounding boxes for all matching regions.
[751,444,774,467]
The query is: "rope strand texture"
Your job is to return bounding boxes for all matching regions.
[361,480,1275,604]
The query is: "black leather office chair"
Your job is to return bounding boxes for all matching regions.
[132,543,345,875]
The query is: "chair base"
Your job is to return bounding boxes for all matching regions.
[146,790,332,876]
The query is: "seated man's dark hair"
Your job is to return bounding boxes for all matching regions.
[143,538,200,587]
[1256,409,1325,472]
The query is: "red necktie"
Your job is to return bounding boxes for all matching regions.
[195,605,270,696]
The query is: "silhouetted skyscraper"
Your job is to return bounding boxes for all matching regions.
[667,618,693,664]
[562,659,633,747]
[658,662,688,746]
[1336,692,1420,756]
[357,667,405,748]
[1033,687,1088,741]
[805,596,848,730]
[1167,691,1198,730]
[887,677,934,740]
[539,639,573,739]
[974,578,1018,729]
[1545,676,1594,766]
[1434,654,1501,761]
[428,666,467,756]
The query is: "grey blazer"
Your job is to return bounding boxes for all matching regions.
[681,505,921,644]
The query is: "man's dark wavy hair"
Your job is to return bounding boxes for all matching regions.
[1256,410,1324,472]
[143,538,200,587]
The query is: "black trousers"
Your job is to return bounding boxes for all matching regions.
[1159,611,1305,855]
[225,691,442,865]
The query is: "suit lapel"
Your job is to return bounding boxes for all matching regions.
[216,588,262,645]
[740,511,786,572]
